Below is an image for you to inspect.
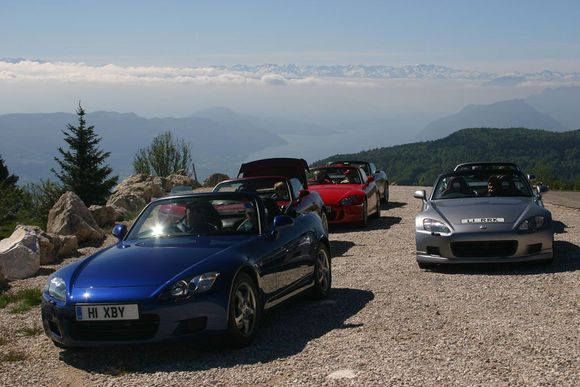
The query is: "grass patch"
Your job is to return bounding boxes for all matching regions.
[0,350,27,363]
[0,287,42,314]
[18,325,44,337]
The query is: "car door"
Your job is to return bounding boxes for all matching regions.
[268,214,315,302]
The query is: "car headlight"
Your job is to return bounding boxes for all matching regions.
[423,218,451,234]
[339,195,363,206]
[169,272,220,299]
[518,216,546,232]
[46,277,67,302]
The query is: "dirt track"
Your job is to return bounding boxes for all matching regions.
[0,185,578,386]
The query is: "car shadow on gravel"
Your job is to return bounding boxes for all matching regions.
[330,240,356,257]
[426,241,580,275]
[330,216,402,234]
[58,287,374,374]
[382,201,406,210]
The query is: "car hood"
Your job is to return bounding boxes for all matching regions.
[72,236,244,288]
[430,197,534,226]
[309,184,365,205]
[238,158,309,186]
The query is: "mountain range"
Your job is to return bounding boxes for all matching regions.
[418,86,580,140]
[3,58,580,85]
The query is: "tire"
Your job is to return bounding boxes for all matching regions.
[359,200,368,228]
[418,261,434,270]
[371,193,380,219]
[311,245,332,299]
[321,212,329,235]
[382,183,389,204]
[227,272,260,348]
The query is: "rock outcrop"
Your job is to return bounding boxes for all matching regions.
[106,174,201,215]
[19,225,78,264]
[89,205,124,227]
[0,226,40,280]
[47,192,104,243]
[106,174,164,215]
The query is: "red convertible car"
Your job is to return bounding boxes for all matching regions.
[307,165,380,227]
[213,158,329,234]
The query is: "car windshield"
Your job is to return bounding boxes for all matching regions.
[214,178,290,201]
[330,161,370,175]
[308,167,361,185]
[432,171,532,200]
[126,195,260,239]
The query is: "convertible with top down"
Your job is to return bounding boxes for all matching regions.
[41,192,331,348]
[414,167,554,269]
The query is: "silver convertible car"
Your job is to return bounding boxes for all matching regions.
[413,168,554,269]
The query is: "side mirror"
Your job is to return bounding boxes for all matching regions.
[374,170,382,174]
[367,176,375,183]
[112,224,127,240]
[298,189,310,199]
[527,174,536,181]
[413,190,426,200]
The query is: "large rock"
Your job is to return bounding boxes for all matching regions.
[47,192,105,243]
[107,174,165,214]
[15,225,78,264]
[89,205,123,227]
[0,226,40,280]
[164,173,201,192]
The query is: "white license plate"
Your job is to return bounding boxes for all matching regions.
[461,217,505,224]
[75,304,139,321]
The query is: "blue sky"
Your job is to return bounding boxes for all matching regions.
[2,0,579,71]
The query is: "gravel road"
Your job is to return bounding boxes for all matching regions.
[1,185,578,386]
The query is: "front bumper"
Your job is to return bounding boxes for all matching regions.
[415,228,554,264]
[327,204,364,225]
[41,293,228,347]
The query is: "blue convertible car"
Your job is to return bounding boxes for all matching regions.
[41,192,331,348]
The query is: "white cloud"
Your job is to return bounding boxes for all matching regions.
[0,59,377,88]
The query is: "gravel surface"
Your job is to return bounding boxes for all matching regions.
[1,185,578,386]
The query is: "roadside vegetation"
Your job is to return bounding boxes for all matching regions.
[0,287,42,314]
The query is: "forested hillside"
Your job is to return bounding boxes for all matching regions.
[316,128,580,189]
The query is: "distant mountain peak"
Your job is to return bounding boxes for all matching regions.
[419,99,568,141]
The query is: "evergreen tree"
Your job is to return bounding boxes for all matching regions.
[52,104,118,205]
[0,155,18,187]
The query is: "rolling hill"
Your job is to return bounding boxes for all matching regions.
[316,128,580,188]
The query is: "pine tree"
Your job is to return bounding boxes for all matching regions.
[52,104,118,205]
[0,155,19,187]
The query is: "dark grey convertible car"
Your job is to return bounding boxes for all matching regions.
[413,167,554,269]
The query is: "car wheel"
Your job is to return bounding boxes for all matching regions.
[418,262,434,270]
[312,245,332,299]
[382,183,389,204]
[227,272,260,348]
[359,200,368,228]
[321,212,329,235]
[371,193,380,219]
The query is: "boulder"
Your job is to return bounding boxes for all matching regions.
[164,173,201,192]
[107,174,165,214]
[47,192,104,243]
[0,226,40,280]
[16,226,79,264]
[89,205,123,227]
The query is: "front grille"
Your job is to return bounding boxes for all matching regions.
[451,240,518,258]
[68,314,160,341]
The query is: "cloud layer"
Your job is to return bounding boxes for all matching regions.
[1,59,579,88]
